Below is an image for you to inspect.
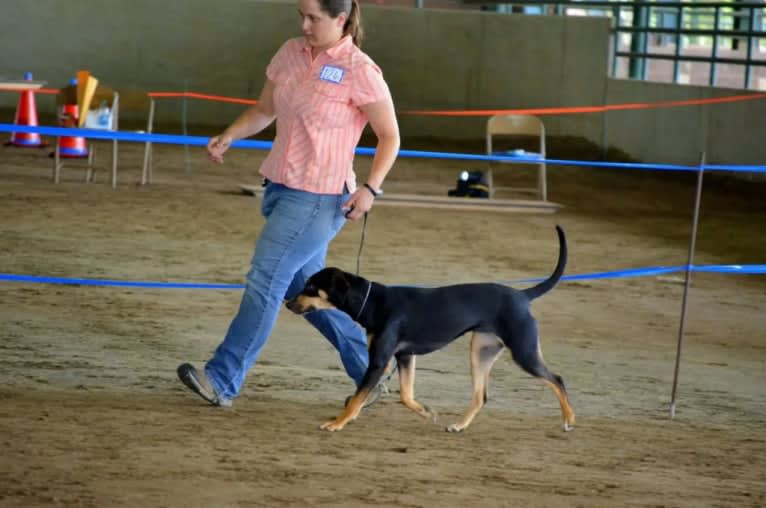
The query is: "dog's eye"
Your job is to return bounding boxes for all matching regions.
[304,284,319,296]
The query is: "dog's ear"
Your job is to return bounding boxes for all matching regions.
[327,271,351,304]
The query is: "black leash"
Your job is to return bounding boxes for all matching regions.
[355,212,368,276]
[352,183,382,275]
[352,210,398,385]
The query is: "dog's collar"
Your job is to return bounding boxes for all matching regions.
[354,280,372,321]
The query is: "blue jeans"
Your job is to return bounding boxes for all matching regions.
[204,182,369,400]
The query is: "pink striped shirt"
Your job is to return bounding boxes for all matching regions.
[259,36,392,194]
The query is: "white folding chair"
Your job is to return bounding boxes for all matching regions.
[53,85,152,189]
[52,85,119,188]
[486,114,547,201]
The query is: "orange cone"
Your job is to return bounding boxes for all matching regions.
[6,72,46,147]
[56,79,88,158]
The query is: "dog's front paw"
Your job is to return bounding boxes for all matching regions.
[420,405,437,423]
[320,419,347,432]
[445,423,466,433]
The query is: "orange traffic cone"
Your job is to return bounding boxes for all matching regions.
[56,79,88,158]
[6,72,46,147]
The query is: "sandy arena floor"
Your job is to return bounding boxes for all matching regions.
[0,140,765,507]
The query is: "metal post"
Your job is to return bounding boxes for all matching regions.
[673,4,683,83]
[601,63,610,161]
[670,152,706,419]
[710,6,720,86]
[745,6,755,89]
[629,3,648,79]
[733,0,743,50]
[141,98,155,186]
[611,4,620,77]
[183,78,191,175]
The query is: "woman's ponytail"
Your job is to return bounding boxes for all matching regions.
[344,0,364,47]
[320,0,364,47]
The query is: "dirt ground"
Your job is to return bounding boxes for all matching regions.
[1,139,765,508]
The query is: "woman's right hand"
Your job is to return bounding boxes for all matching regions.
[207,134,233,164]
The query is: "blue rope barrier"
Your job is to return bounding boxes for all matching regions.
[702,164,766,173]
[0,123,271,150]
[2,123,765,173]
[1,265,763,290]
[0,273,243,289]
[505,264,766,285]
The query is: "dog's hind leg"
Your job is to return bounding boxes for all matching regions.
[396,354,436,421]
[509,324,575,432]
[446,332,505,433]
[482,338,507,404]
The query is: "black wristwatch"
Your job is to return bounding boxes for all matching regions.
[363,183,383,198]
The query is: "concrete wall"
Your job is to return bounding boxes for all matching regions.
[0,0,298,126]
[0,1,608,139]
[604,79,766,166]
[1,0,763,167]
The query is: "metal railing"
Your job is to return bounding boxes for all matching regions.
[463,0,766,90]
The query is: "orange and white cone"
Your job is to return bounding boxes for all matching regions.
[59,104,88,159]
[6,72,46,147]
[56,79,88,158]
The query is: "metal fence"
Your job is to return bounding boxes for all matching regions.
[447,0,766,90]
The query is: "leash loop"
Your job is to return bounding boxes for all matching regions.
[355,212,368,276]
[355,279,372,321]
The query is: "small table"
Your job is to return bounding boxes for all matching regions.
[0,80,46,91]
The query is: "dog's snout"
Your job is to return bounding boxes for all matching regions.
[285,297,300,313]
[286,295,313,314]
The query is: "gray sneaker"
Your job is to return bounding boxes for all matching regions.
[344,383,384,410]
[343,362,397,409]
[382,361,398,384]
[177,363,232,407]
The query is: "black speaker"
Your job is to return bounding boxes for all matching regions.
[448,170,489,198]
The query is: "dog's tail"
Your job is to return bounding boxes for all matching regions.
[522,225,567,301]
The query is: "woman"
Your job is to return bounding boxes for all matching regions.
[177,0,400,408]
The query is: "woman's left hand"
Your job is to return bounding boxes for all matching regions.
[342,188,375,221]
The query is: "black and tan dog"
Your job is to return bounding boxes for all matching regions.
[286,225,574,433]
